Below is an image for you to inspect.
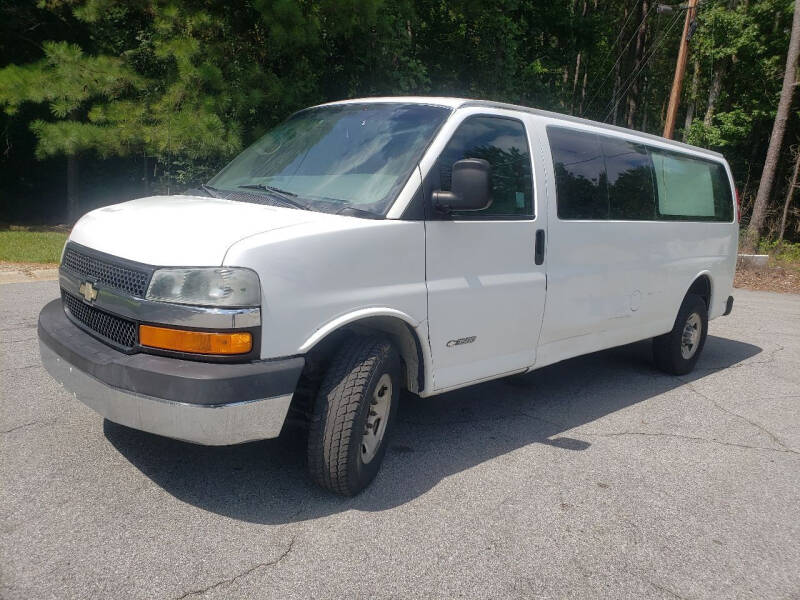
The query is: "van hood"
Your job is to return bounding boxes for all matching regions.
[68,195,334,266]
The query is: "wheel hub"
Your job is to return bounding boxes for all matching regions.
[681,312,701,360]
[361,374,392,464]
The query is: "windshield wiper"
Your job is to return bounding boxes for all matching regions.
[184,183,219,197]
[335,204,382,219]
[237,184,308,210]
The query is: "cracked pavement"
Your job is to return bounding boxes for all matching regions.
[1,281,798,599]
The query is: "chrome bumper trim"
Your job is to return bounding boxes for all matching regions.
[59,270,261,329]
[40,342,291,445]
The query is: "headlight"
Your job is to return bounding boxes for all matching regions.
[146,268,261,307]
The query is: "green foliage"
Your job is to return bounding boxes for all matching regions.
[0,41,143,118]
[0,0,799,240]
[758,239,800,263]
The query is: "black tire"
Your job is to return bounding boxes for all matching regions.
[307,335,401,496]
[652,293,708,375]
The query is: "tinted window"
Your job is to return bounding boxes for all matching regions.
[436,116,533,218]
[603,137,656,220]
[548,127,607,219]
[650,149,733,222]
[549,125,733,223]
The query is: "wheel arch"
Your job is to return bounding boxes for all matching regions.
[299,309,430,394]
[686,271,713,310]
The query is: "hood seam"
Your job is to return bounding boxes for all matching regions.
[221,221,311,266]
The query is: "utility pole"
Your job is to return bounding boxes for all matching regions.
[663,0,698,139]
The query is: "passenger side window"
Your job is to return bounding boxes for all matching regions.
[435,116,533,219]
[547,127,607,219]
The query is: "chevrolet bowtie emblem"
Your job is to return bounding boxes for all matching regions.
[79,281,98,302]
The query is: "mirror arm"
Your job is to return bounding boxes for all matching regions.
[432,190,457,213]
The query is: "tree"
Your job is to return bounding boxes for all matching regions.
[779,144,800,241]
[1,0,800,240]
[744,0,800,251]
[0,41,144,221]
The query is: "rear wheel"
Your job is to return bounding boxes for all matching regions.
[652,293,708,375]
[307,335,400,496]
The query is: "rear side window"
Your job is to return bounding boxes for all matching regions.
[650,149,733,221]
[547,125,733,222]
[436,116,533,219]
[547,127,607,219]
[603,137,656,220]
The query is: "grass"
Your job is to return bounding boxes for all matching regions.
[0,227,69,263]
[757,239,800,270]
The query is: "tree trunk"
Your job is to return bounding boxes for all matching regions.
[703,66,723,128]
[579,67,588,115]
[571,51,583,114]
[142,154,150,195]
[626,0,649,128]
[744,0,800,252]
[779,147,800,241]
[683,58,700,141]
[611,62,622,125]
[67,154,79,224]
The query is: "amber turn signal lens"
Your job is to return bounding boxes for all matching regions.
[139,325,252,355]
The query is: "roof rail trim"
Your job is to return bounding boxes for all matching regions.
[457,100,724,159]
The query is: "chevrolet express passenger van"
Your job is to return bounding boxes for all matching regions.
[38,97,738,495]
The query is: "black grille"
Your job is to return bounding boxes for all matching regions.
[62,290,137,348]
[62,246,151,297]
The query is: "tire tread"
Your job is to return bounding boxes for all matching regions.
[653,293,708,375]
[307,336,394,495]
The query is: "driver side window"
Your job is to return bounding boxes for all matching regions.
[434,116,534,219]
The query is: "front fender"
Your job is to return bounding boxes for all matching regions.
[222,217,428,361]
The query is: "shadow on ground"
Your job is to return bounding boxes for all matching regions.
[104,335,761,524]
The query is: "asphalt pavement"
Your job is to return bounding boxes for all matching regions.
[1,280,798,599]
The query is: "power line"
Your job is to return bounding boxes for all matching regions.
[582,0,656,117]
[603,8,685,123]
[604,9,683,123]
[609,0,644,57]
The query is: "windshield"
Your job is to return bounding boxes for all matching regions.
[207,103,450,217]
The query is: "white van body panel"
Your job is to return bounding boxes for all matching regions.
[528,117,737,368]
[223,217,428,366]
[61,97,738,401]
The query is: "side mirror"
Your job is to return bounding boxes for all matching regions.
[432,158,491,212]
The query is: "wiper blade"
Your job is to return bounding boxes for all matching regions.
[184,184,220,197]
[335,205,381,219]
[237,184,308,210]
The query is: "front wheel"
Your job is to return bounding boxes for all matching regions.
[307,336,400,496]
[652,293,708,375]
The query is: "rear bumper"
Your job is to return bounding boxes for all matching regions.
[38,299,305,445]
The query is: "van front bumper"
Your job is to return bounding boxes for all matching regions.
[37,299,305,446]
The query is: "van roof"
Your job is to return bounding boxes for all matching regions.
[322,96,724,159]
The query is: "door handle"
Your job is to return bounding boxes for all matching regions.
[535,229,545,265]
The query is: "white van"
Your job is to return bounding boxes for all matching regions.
[38,97,738,495]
